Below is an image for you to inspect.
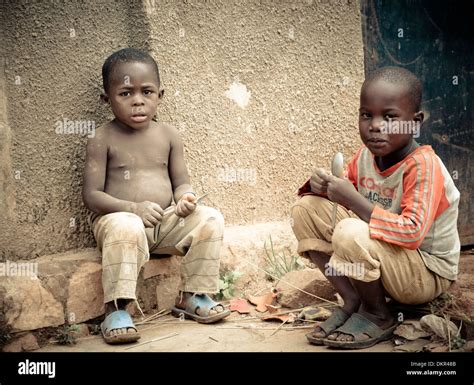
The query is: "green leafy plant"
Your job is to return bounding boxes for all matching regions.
[55,324,80,345]
[450,334,466,350]
[263,236,305,281]
[215,270,243,300]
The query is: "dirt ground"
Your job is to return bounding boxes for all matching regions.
[37,312,394,353]
[37,250,473,353]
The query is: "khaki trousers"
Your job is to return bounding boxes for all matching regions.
[290,195,451,305]
[91,206,224,304]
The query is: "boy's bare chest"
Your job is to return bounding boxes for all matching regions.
[107,134,170,170]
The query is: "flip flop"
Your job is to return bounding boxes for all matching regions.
[101,310,140,345]
[172,294,231,324]
[323,312,397,349]
[306,307,350,345]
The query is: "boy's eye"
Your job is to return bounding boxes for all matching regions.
[120,91,130,97]
[360,112,371,119]
[143,90,153,95]
[384,114,396,120]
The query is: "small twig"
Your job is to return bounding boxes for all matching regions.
[209,336,219,342]
[217,325,314,330]
[124,332,179,350]
[136,309,170,325]
[139,319,192,332]
[270,318,288,336]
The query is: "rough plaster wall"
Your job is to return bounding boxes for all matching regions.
[1,0,364,260]
[145,0,365,225]
[1,0,149,259]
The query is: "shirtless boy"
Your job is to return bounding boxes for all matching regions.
[83,48,230,344]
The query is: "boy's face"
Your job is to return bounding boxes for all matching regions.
[103,61,163,130]
[359,79,422,157]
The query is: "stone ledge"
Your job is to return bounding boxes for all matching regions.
[0,221,297,335]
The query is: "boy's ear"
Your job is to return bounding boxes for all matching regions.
[414,111,424,124]
[100,93,110,104]
[158,89,165,101]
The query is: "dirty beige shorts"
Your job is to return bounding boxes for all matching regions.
[290,195,452,305]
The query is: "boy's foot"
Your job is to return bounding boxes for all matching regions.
[323,311,396,349]
[172,292,230,323]
[306,308,350,345]
[101,300,140,344]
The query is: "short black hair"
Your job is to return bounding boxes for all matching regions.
[363,66,423,111]
[102,48,160,92]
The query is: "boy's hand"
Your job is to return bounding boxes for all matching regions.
[316,170,358,207]
[175,193,197,217]
[310,168,330,195]
[132,201,164,228]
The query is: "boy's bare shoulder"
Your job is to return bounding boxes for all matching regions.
[157,121,179,135]
[89,121,116,143]
[154,121,182,143]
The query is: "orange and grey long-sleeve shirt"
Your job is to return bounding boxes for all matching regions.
[298,145,460,280]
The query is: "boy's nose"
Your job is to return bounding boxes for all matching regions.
[369,118,383,132]
[132,95,145,105]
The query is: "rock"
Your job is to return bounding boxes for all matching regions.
[0,276,64,331]
[66,262,104,323]
[420,314,458,340]
[276,269,336,308]
[143,255,181,279]
[155,275,181,310]
[394,320,432,340]
[36,250,96,306]
[2,333,39,352]
[137,256,181,312]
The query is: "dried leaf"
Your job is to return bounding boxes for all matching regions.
[247,289,278,312]
[393,339,430,352]
[262,312,296,323]
[266,304,282,314]
[394,320,432,340]
[420,314,458,340]
[229,298,251,314]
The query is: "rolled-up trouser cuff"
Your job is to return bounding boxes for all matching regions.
[297,238,334,257]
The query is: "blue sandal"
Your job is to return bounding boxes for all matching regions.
[172,294,230,324]
[101,310,140,345]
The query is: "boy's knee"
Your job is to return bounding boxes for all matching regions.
[195,206,225,230]
[332,218,370,251]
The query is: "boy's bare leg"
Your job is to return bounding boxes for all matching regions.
[308,250,360,339]
[104,299,136,337]
[327,278,395,342]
